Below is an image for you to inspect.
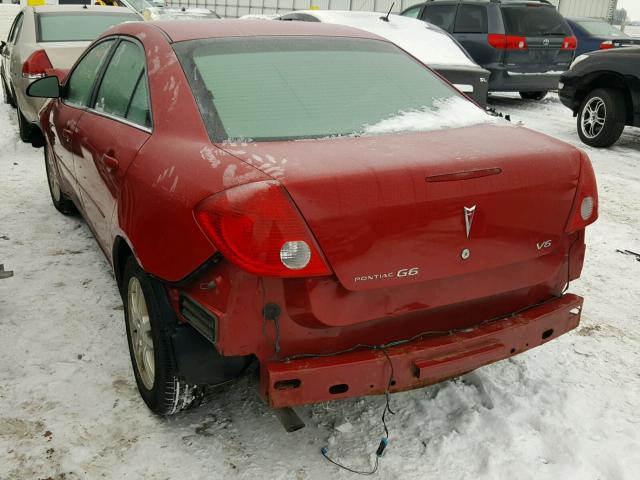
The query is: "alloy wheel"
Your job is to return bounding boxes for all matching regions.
[127,277,155,390]
[581,97,606,139]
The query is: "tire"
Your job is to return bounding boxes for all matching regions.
[44,144,76,215]
[17,104,32,143]
[577,88,626,148]
[519,91,548,101]
[123,256,205,415]
[3,79,15,108]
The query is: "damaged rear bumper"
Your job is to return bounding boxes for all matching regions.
[262,294,583,408]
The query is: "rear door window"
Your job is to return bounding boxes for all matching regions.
[66,40,115,107]
[421,5,457,32]
[454,5,487,33]
[501,6,571,36]
[94,40,146,120]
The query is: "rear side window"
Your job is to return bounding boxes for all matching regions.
[501,6,572,36]
[94,41,146,120]
[126,77,151,127]
[66,40,114,107]
[421,5,457,32]
[36,12,139,42]
[401,6,422,19]
[454,5,487,33]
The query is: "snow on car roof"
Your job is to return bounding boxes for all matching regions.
[152,18,383,43]
[279,10,478,68]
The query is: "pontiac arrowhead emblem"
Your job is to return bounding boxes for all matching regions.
[464,205,476,239]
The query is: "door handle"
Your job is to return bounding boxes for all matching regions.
[104,154,119,171]
[62,127,73,140]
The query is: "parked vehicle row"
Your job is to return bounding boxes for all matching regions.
[21,15,598,419]
[0,5,140,145]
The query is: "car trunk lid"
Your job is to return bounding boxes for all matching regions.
[39,41,90,69]
[220,124,581,292]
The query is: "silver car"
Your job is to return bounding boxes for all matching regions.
[1,5,140,145]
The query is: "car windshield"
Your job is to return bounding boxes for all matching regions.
[576,20,629,38]
[121,0,156,13]
[174,36,486,142]
[501,6,572,36]
[36,12,139,42]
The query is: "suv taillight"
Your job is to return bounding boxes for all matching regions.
[562,36,577,50]
[195,180,332,277]
[566,152,598,233]
[488,34,528,50]
[600,40,615,50]
[22,49,53,79]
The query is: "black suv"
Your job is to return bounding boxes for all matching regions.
[402,0,576,100]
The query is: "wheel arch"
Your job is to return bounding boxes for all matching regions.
[113,235,134,295]
[575,71,634,124]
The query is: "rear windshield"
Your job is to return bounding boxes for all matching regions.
[174,36,478,142]
[501,6,572,36]
[576,20,629,38]
[36,12,139,42]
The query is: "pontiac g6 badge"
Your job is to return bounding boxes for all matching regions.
[464,205,476,239]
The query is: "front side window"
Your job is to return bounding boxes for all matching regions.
[421,5,457,32]
[454,5,487,34]
[94,40,147,123]
[36,12,139,42]
[401,6,422,19]
[66,40,114,107]
[174,36,480,142]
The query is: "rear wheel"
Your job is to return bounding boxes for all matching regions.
[17,105,32,143]
[123,256,205,415]
[2,79,15,108]
[577,88,626,148]
[519,91,548,101]
[44,144,76,215]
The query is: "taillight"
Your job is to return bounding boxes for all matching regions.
[488,34,528,50]
[194,181,332,277]
[22,49,53,79]
[562,36,577,50]
[599,40,614,50]
[566,153,598,233]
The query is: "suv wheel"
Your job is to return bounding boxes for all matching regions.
[519,91,548,101]
[123,256,205,415]
[577,88,626,148]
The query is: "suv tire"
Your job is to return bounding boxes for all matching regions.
[577,88,626,148]
[519,91,548,101]
[123,256,205,415]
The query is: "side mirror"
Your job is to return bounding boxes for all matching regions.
[26,76,61,99]
[0,41,6,55]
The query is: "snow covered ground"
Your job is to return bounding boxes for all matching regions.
[1,5,639,480]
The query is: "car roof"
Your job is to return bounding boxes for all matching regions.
[276,10,478,67]
[149,19,383,43]
[31,5,136,14]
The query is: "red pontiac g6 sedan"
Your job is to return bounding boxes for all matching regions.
[28,20,598,416]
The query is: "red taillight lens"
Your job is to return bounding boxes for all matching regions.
[22,49,53,79]
[488,34,528,50]
[599,40,614,50]
[562,36,577,50]
[195,181,332,277]
[566,153,599,233]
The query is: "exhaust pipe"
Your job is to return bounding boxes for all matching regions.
[273,407,305,432]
